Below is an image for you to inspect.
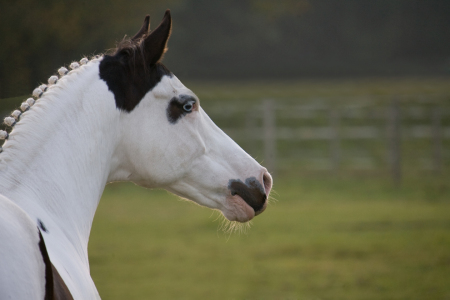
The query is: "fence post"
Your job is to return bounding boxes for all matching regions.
[245,110,257,153]
[263,99,276,175]
[387,98,401,186]
[329,107,340,173]
[432,106,442,174]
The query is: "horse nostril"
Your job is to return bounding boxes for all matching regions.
[262,171,273,197]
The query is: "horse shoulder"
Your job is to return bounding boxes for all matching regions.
[0,194,46,299]
[0,194,74,299]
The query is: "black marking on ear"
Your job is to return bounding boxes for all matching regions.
[143,9,172,65]
[38,218,48,233]
[228,177,266,213]
[131,15,150,41]
[166,95,196,124]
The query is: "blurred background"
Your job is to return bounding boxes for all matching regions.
[1,0,450,299]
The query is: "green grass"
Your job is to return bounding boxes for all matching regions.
[89,176,450,300]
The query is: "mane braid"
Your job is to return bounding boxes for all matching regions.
[0,56,97,156]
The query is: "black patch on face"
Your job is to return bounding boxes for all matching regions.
[99,11,173,113]
[38,218,48,233]
[228,177,267,213]
[99,56,172,112]
[166,94,196,124]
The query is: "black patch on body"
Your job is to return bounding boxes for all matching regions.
[38,228,74,300]
[38,218,48,232]
[166,94,196,124]
[99,56,171,112]
[228,177,266,213]
[38,230,54,300]
[51,263,74,300]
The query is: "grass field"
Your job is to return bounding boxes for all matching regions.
[89,176,450,300]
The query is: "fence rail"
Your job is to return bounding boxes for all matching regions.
[207,96,450,183]
[224,126,450,140]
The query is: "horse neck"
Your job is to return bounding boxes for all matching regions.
[0,60,119,253]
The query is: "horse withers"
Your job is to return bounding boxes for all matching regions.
[0,10,272,299]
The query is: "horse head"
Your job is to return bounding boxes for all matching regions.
[101,10,273,222]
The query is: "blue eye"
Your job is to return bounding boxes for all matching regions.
[183,101,194,112]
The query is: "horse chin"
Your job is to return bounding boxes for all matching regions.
[221,195,256,223]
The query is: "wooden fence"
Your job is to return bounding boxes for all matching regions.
[206,96,450,183]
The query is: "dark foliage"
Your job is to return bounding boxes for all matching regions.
[1,0,449,98]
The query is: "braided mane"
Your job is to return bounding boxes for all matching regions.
[0,56,99,154]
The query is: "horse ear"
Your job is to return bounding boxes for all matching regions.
[142,9,172,65]
[132,15,150,41]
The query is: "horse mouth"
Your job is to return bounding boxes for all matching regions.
[224,172,272,222]
[222,195,256,223]
[222,194,268,223]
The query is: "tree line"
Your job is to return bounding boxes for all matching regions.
[1,0,449,98]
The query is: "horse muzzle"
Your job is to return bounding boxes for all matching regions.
[224,171,272,222]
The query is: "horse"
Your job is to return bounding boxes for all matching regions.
[0,10,272,299]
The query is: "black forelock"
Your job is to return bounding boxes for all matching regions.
[99,38,172,112]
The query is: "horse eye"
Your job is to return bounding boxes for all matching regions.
[183,102,194,112]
